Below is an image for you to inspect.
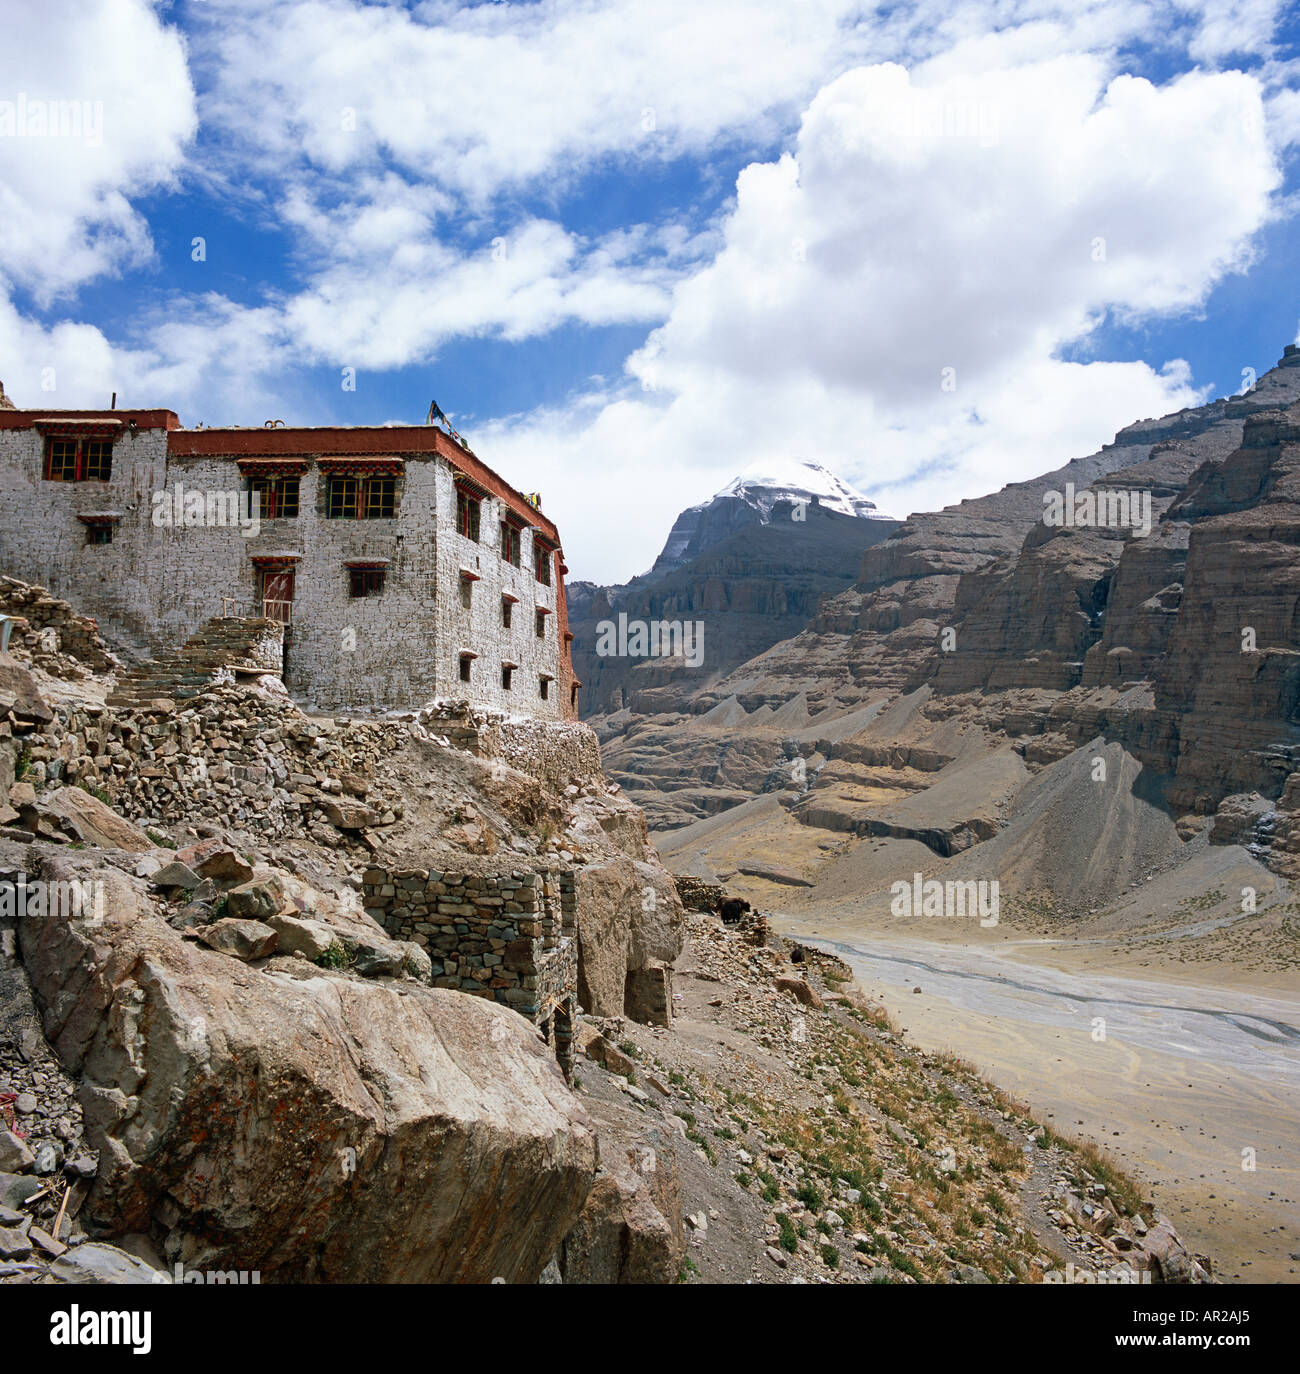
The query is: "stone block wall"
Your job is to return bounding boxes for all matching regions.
[362,861,578,1073]
[672,874,724,912]
[419,701,603,791]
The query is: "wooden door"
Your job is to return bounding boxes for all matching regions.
[260,570,295,623]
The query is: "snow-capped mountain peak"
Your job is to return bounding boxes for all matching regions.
[711,459,892,521]
[647,460,894,575]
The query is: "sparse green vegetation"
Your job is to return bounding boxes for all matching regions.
[315,941,349,969]
[777,1214,798,1253]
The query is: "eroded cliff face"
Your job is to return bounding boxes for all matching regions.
[570,497,898,718]
[590,349,1300,866]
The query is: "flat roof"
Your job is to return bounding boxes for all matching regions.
[0,409,179,430]
[0,410,560,545]
[168,425,560,543]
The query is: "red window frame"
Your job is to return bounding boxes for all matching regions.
[43,434,113,481]
[457,489,481,540]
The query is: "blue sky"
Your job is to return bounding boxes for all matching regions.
[2,0,1299,582]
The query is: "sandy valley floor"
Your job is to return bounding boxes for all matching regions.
[658,794,1300,1283]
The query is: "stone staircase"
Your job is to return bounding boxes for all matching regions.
[106,617,285,709]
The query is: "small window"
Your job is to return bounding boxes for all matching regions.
[249,476,299,519]
[502,598,513,629]
[535,610,546,638]
[459,654,473,683]
[457,489,481,541]
[44,434,112,482]
[459,576,473,610]
[534,542,552,585]
[501,664,513,690]
[348,567,385,598]
[500,521,521,567]
[570,683,579,708]
[539,676,550,701]
[85,524,113,546]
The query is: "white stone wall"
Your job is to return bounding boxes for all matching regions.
[0,422,170,658]
[431,463,561,718]
[0,424,567,719]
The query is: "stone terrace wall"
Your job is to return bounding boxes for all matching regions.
[6,690,411,849]
[673,874,724,912]
[420,700,602,791]
[363,862,574,1008]
[6,691,600,859]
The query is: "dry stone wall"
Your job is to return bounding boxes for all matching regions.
[420,699,602,790]
[361,860,577,1070]
[0,578,122,676]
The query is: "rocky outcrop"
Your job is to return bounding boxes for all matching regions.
[18,786,152,853]
[17,851,597,1282]
[571,491,897,717]
[559,1096,684,1284]
[574,855,685,1026]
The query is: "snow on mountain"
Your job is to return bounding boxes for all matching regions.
[646,460,895,576]
[710,459,893,521]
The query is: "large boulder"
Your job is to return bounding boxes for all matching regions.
[0,652,52,726]
[574,858,641,1017]
[32,786,152,853]
[223,870,288,921]
[18,853,596,1282]
[45,1241,168,1285]
[560,1097,684,1284]
[196,918,279,961]
[574,856,684,1024]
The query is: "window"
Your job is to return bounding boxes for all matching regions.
[327,475,357,519]
[459,575,473,610]
[534,542,552,585]
[457,489,481,541]
[326,474,395,519]
[500,520,521,567]
[44,435,112,482]
[539,676,550,701]
[46,438,77,481]
[348,567,385,598]
[85,524,113,546]
[459,654,473,683]
[502,598,513,629]
[248,476,299,520]
[501,664,513,690]
[364,476,395,518]
[535,610,547,638]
